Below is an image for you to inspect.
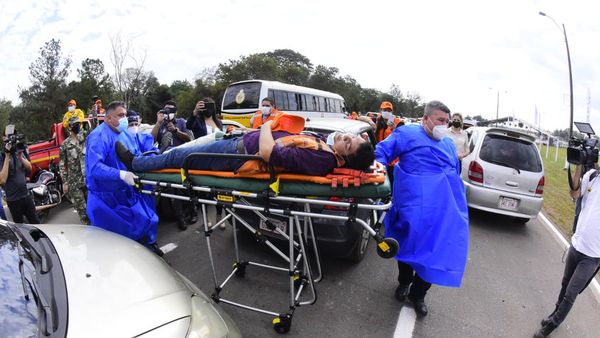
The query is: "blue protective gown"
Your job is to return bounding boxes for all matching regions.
[375,124,469,287]
[85,123,158,245]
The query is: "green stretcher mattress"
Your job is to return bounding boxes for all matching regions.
[137,172,391,199]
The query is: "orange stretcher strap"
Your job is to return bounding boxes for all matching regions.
[150,167,386,187]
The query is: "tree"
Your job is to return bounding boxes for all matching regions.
[0,99,12,130]
[18,39,71,139]
[67,58,113,111]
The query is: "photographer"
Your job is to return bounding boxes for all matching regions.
[186,98,223,139]
[151,100,193,153]
[151,100,194,230]
[0,127,40,224]
[534,163,600,337]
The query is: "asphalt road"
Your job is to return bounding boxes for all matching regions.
[42,202,600,337]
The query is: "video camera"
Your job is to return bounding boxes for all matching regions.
[159,107,177,123]
[567,122,599,168]
[4,124,27,154]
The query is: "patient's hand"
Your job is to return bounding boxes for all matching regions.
[373,161,386,172]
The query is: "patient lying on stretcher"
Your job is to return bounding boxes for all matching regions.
[116,119,374,176]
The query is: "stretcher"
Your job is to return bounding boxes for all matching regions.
[134,153,399,334]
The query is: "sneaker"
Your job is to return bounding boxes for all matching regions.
[395,284,410,302]
[177,217,188,231]
[534,321,557,338]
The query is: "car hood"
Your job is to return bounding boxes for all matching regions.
[36,224,192,338]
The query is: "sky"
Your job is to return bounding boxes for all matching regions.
[1,0,599,132]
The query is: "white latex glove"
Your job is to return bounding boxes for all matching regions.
[119,170,138,186]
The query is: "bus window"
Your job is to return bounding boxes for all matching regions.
[274,90,287,110]
[306,95,316,111]
[318,97,326,112]
[287,92,298,111]
[296,93,303,110]
[222,82,262,110]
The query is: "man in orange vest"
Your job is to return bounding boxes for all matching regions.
[249,97,283,129]
[375,101,403,143]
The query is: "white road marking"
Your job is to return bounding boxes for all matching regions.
[160,242,178,254]
[394,306,416,338]
[538,212,600,301]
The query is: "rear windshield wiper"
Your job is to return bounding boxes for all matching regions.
[487,159,521,174]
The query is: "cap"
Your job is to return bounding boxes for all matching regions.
[68,99,76,106]
[380,101,393,111]
[127,109,141,124]
[67,116,81,126]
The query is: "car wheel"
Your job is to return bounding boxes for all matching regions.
[514,217,529,224]
[347,218,371,263]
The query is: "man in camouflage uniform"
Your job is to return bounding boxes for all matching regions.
[59,116,90,224]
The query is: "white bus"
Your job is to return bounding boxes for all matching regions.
[221,80,347,127]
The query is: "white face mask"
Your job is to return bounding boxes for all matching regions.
[381,111,393,121]
[432,125,448,140]
[128,126,139,134]
[261,106,272,115]
[167,113,176,121]
[326,131,340,146]
[68,106,75,112]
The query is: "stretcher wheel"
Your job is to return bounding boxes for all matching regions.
[272,314,292,334]
[376,237,399,259]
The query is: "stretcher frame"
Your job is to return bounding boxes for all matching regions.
[135,153,399,334]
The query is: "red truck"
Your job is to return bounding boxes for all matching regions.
[28,119,92,179]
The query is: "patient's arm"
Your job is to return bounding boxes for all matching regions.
[258,120,275,162]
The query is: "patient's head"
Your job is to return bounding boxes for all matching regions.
[332,133,374,171]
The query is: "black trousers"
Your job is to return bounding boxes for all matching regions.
[397,261,432,301]
[7,196,40,224]
[549,246,600,326]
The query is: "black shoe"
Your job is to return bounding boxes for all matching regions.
[533,321,557,338]
[395,284,410,302]
[410,298,428,317]
[177,217,188,230]
[115,141,135,171]
[150,243,164,257]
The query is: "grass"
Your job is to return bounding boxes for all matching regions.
[539,145,575,236]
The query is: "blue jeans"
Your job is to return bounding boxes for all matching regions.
[132,138,245,172]
[549,246,600,326]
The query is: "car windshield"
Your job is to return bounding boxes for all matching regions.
[222,82,262,110]
[0,225,39,337]
[479,134,543,173]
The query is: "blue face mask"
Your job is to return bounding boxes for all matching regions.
[118,117,128,131]
[326,132,339,146]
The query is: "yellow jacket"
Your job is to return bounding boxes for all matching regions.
[62,109,85,128]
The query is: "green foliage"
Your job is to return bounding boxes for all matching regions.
[0,99,12,131]
[14,44,427,139]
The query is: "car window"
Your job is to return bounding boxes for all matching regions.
[479,134,542,172]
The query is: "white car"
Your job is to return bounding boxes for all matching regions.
[0,220,241,338]
[461,127,545,223]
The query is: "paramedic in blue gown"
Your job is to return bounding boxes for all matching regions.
[374,100,469,317]
[85,101,161,255]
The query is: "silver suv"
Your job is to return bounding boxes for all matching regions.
[461,127,544,223]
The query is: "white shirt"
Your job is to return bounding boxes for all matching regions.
[206,124,215,134]
[573,169,600,257]
[446,127,469,156]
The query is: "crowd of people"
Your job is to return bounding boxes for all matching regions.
[0,94,596,337]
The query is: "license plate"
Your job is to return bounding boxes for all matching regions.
[259,218,287,234]
[499,196,519,210]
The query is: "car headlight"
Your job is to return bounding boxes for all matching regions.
[187,295,240,338]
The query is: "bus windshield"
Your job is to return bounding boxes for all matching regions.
[222,82,262,110]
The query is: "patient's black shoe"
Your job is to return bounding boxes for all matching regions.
[115,141,134,171]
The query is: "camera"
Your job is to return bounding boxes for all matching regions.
[160,107,177,123]
[4,124,27,154]
[567,122,599,167]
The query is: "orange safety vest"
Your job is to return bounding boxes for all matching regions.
[375,116,403,143]
[252,109,283,129]
[237,134,343,174]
